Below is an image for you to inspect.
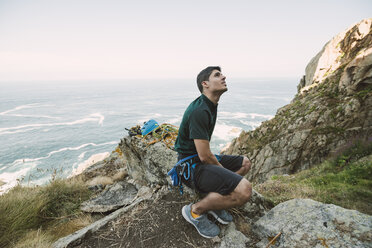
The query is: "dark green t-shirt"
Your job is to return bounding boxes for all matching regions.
[174,94,217,154]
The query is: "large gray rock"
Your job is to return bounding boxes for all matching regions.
[80,181,138,213]
[119,136,177,186]
[253,199,372,248]
[219,223,249,248]
[241,189,274,222]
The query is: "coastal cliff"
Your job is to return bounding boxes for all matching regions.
[50,18,372,248]
[223,18,372,183]
[2,19,371,248]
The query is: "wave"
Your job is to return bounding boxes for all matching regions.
[8,141,118,166]
[213,123,242,141]
[0,113,105,136]
[251,96,292,102]
[0,103,54,115]
[219,112,274,120]
[69,152,110,177]
[0,127,40,135]
[0,166,35,195]
[138,113,164,124]
[3,113,61,119]
[239,120,262,129]
[167,116,182,125]
[78,151,87,160]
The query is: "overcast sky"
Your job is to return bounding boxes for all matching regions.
[0,0,370,82]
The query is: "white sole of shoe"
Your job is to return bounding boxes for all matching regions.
[182,206,217,239]
[208,211,230,225]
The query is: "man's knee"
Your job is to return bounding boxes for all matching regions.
[242,156,251,173]
[237,156,251,176]
[233,179,252,205]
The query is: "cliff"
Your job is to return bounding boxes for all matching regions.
[48,19,372,248]
[223,18,372,183]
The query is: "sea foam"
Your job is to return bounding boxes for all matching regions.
[8,141,118,167]
[0,113,105,135]
[69,152,110,177]
[0,166,35,195]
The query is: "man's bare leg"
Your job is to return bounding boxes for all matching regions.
[235,156,251,176]
[191,178,252,215]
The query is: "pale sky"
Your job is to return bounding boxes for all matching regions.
[0,0,370,81]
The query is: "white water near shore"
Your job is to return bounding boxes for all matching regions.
[0,78,298,194]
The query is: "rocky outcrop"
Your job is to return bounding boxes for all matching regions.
[78,148,126,181]
[119,134,274,217]
[80,181,138,213]
[119,136,177,187]
[224,18,372,183]
[253,199,372,248]
[299,18,372,93]
[219,223,250,248]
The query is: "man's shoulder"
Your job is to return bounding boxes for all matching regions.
[191,96,210,110]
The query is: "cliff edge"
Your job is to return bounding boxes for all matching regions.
[223,18,372,183]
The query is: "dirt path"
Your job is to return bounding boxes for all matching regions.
[74,190,258,247]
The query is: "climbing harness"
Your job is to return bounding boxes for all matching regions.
[167,154,199,195]
[168,154,222,195]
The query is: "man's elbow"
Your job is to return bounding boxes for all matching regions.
[199,155,208,164]
[198,153,213,164]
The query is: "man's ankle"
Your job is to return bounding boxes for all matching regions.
[191,204,202,216]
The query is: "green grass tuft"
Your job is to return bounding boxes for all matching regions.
[0,179,91,247]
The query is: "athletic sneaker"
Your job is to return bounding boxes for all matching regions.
[208,209,233,224]
[182,204,220,238]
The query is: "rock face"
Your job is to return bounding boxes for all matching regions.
[80,181,138,213]
[78,148,126,182]
[253,199,372,248]
[224,18,372,183]
[299,19,372,92]
[119,136,177,186]
[241,189,273,222]
[219,223,249,248]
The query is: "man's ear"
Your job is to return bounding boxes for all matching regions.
[202,80,209,89]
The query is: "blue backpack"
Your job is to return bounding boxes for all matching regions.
[141,119,159,136]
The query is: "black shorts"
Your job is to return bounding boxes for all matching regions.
[177,154,244,195]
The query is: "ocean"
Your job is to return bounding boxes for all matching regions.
[0,78,298,194]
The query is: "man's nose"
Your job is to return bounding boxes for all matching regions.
[222,74,226,80]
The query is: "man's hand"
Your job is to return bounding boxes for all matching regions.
[194,139,222,166]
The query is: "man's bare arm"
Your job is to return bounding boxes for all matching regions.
[194,139,222,166]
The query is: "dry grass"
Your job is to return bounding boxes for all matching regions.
[13,228,52,248]
[255,178,317,204]
[87,176,114,186]
[50,213,93,239]
[0,178,92,247]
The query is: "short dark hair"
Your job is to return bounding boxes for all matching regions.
[196,66,221,93]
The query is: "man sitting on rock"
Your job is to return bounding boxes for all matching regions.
[174,66,253,238]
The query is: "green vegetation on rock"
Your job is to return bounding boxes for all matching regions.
[256,138,372,215]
